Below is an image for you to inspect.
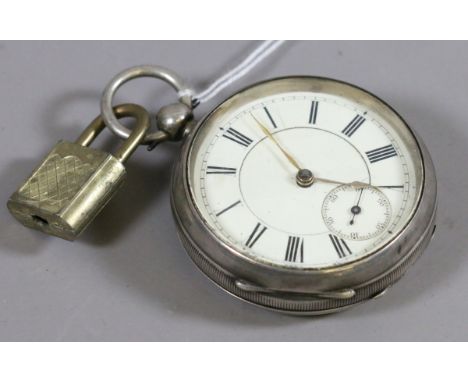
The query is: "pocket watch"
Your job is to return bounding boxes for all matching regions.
[9,64,437,315]
[169,75,437,314]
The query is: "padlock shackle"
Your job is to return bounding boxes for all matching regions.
[75,103,150,163]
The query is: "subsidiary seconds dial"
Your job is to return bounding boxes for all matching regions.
[322,185,392,241]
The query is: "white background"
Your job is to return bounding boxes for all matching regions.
[2,40,465,341]
[0,0,466,380]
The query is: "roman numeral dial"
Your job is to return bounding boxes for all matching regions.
[366,144,398,163]
[206,166,236,175]
[342,115,365,137]
[263,106,278,128]
[284,236,304,263]
[309,101,319,125]
[245,223,267,248]
[222,127,253,147]
[216,200,241,217]
[329,235,352,258]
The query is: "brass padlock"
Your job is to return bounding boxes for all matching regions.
[7,103,150,241]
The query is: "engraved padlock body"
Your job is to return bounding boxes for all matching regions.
[7,104,150,241]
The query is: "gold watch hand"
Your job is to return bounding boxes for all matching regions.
[250,113,302,171]
[313,177,374,190]
[249,113,378,191]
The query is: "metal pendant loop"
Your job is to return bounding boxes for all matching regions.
[100,65,194,145]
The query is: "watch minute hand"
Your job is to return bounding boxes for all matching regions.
[249,113,302,171]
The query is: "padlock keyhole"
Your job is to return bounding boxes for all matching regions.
[31,215,49,226]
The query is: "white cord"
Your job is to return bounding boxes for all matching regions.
[187,40,285,105]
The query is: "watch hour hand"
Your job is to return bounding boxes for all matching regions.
[314,177,373,190]
[350,188,364,225]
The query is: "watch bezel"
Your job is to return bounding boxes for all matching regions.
[172,76,437,293]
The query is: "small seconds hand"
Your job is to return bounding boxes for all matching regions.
[350,188,364,225]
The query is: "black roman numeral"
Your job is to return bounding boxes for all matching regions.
[263,106,277,128]
[245,223,267,248]
[284,236,304,263]
[342,115,366,137]
[329,234,352,259]
[216,200,241,217]
[366,144,398,163]
[222,127,253,147]
[309,101,319,124]
[206,166,236,175]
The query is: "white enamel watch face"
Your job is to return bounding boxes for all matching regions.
[188,78,423,269]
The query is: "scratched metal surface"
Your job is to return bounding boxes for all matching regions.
[0,41,466,341]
